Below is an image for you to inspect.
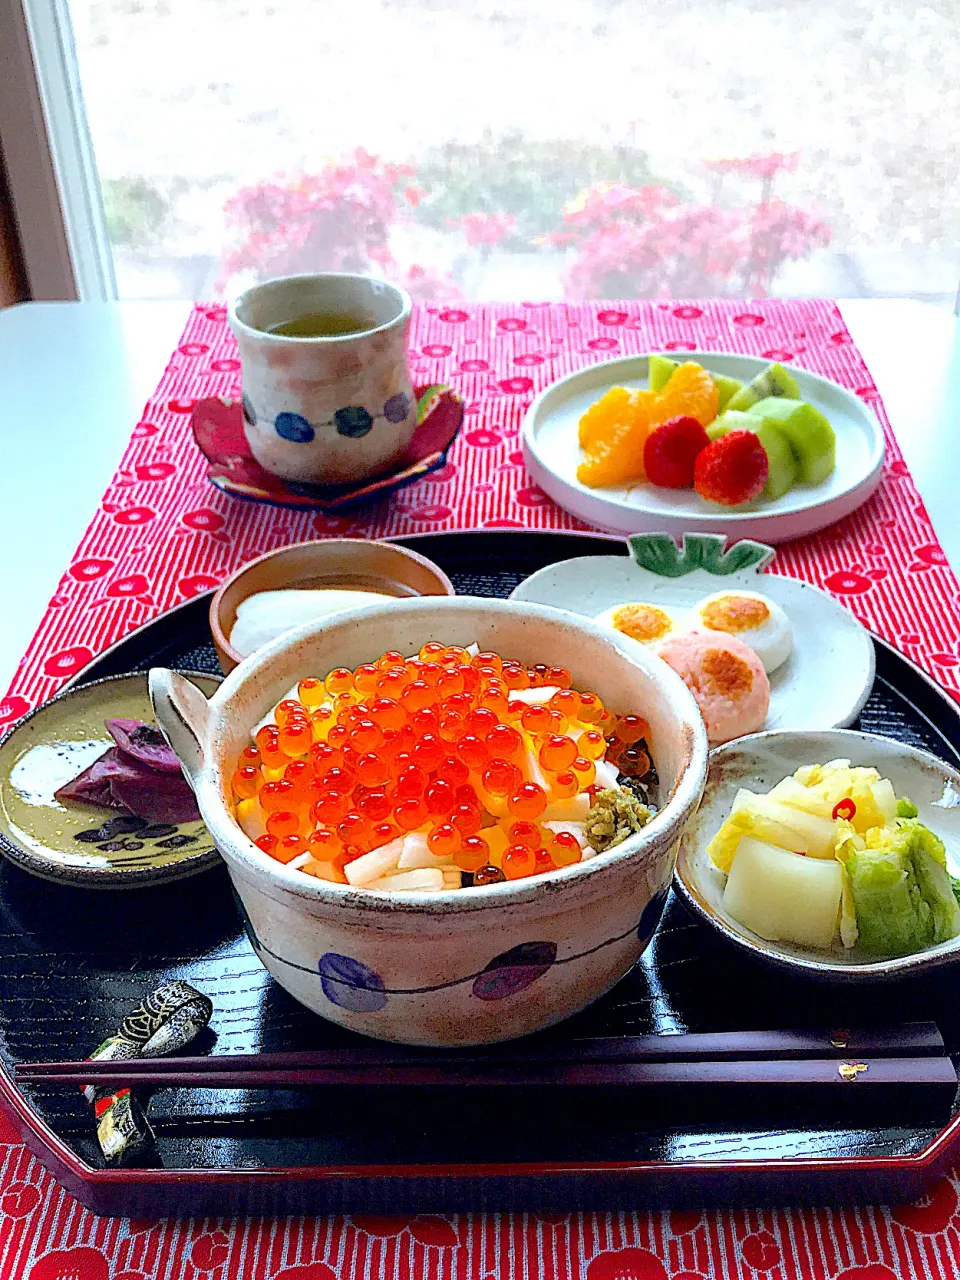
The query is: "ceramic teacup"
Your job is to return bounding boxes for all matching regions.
[228,273,416,486]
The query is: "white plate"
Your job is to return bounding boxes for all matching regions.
[510,537,875,734]
[521,351,885,543]
[675,729,960,979]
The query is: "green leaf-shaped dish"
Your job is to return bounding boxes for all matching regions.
[627,533,775,578]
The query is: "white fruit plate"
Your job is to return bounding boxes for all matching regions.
[510,533,875,735]
[521,351,885,542]
[675,729,960,980]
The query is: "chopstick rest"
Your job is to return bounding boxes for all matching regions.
[78,980,213,1166]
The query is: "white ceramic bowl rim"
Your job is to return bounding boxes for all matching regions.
[674,727,960,978]
[189,596,709,916]
[228,272,413,344]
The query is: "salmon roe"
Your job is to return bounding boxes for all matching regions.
[230,645,656,892]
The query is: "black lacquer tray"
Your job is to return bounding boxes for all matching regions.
[3,530,960,1217]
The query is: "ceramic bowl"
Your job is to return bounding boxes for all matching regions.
[0,672,221,889]
[675,728,960,980]
[209,538,455,673]
[150,596,708,1045]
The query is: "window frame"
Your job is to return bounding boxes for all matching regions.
[0,0,115,300]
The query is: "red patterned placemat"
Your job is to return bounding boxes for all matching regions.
[2,299,960,1280]
[2,298,957,726]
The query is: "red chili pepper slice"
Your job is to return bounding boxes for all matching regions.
[832,798,857,821]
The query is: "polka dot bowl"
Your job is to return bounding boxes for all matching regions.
[150,597,708,1045]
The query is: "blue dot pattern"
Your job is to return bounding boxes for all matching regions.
[334,406,374,438]
[472,941,557,1001]
[318,952,388,1012]
[275,412,315,443]
[383,392,411,424]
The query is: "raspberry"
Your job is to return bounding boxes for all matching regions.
[643,416,711,488]
[694,430,769,506]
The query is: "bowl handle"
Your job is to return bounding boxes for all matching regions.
[149,669,210,788]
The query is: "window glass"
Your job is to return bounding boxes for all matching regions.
[69,0,960,303]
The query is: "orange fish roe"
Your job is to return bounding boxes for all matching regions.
[230,647,657,890]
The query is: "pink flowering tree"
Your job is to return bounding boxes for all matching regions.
[556,155,830,299]
[218,147,827,302]
[217,149,459,300]
[453,212,518,251]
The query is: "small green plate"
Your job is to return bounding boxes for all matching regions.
[0,672,221,889]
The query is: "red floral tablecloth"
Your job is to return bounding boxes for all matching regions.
[2,299,960,1279]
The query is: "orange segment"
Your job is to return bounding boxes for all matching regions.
[579,386,635,450]
[651,361,719,428]
[577,422,636,487]
[577,387,657,487]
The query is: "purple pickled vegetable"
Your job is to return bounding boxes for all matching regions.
[109,770,200,824]
[55,748,131,809]
[106,718,181,773]
[55,718,200,824]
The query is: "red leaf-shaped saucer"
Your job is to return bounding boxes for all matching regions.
[191,384,463,512]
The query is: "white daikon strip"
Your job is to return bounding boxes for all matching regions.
[522,742,553,796]
[442,869,463,889]
[397,831,452,870]
[507,686,561,706]
[541,792,591,822]
[368,868,445,891]
[287,852,312,870]
[344,836,405,886]
[593,757,620,790]
[465,642,480,656]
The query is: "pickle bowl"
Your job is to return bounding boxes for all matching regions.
[675,727,960,981]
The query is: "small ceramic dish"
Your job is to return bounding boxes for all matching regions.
[675,728,960,980]
[150,596,708,1046]
[210,538,456,673]
[192,383,464,511]
[511,533,875,735]
[521,351,884,542]
[0,672,221,889]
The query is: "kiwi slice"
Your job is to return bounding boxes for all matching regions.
[706,411,800,498]
[725,363,801,412]
[747,397,835,486]
[706,409,756,442]
[754,420,800,499]
[713,374,743,413]
[648,355,678,393]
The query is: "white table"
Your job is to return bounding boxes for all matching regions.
[0,299,957,694]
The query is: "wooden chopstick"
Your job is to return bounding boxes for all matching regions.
[13,1056,957,1092]
[15,1022,944,1086]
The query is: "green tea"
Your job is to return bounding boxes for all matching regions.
[265,311,372,338]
